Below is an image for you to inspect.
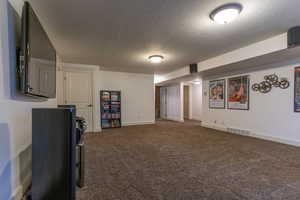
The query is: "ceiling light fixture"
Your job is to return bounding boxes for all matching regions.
[149,55,164,63]
[210,3,243,24]
[194,81,201,85]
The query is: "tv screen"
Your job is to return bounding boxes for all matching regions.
[20,2,56,98]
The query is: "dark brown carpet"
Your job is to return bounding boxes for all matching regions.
[77,120,300,200]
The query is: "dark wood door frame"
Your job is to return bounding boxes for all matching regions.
[184,85,190,120]
[155,86,161,119]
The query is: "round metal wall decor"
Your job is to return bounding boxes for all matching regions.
[252,74,290,94]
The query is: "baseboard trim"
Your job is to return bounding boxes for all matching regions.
[91,122,155,133]
[10,174,32,200]
[249,132,300,147]
[161,118,184,123]
[188,119,202,124]
[122,121,155,126]
[10,185,23,200]
[172,119,184,123]
[201,122,300,147]
[190,118,202,122]
[93,128,102,133]
[201,122,227,132]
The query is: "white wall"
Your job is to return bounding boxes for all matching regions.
[0,1,57,199]
[198,34,287,72]
[57,65,155,132]
[160,83,183,122]
[154,33,287,85]
[202,64,300,146]
[154,66,190,84]
[56,62,64,105]
[94,70,155,130]
[190,81,203,121]
[154,30,300,147]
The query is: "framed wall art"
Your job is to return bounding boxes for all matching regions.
[228,75,250,110]
[295,67,300,112]
[209,79,226,109]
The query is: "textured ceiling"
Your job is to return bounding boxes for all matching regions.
[28,0,300,74]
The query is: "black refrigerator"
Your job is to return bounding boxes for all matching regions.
[32,107,76,200]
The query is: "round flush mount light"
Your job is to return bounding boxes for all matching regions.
[194,81,201,85]
[149,55,164,63]
[210,3,243,24]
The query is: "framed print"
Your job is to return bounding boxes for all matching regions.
[295,67,300,112]
[228,75,250,110]
[209,79,226,109]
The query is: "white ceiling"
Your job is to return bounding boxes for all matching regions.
[28,0,300,74]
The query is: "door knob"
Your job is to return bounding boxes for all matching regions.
[88,104,93,107]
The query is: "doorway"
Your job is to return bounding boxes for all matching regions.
[160,87,168,119]
[63,70,94,132]
[155,86,161,119]
[184,85,190,120]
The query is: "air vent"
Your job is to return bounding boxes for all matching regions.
[227,128,251,136]
[190,64,198,74]
[288,26,300,48]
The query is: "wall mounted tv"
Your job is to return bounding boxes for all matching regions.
[19,1,56,98]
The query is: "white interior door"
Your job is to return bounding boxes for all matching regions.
[160,87,167,119]
[64,71,93,132]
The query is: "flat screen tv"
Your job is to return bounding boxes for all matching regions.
[19,1,56,98]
